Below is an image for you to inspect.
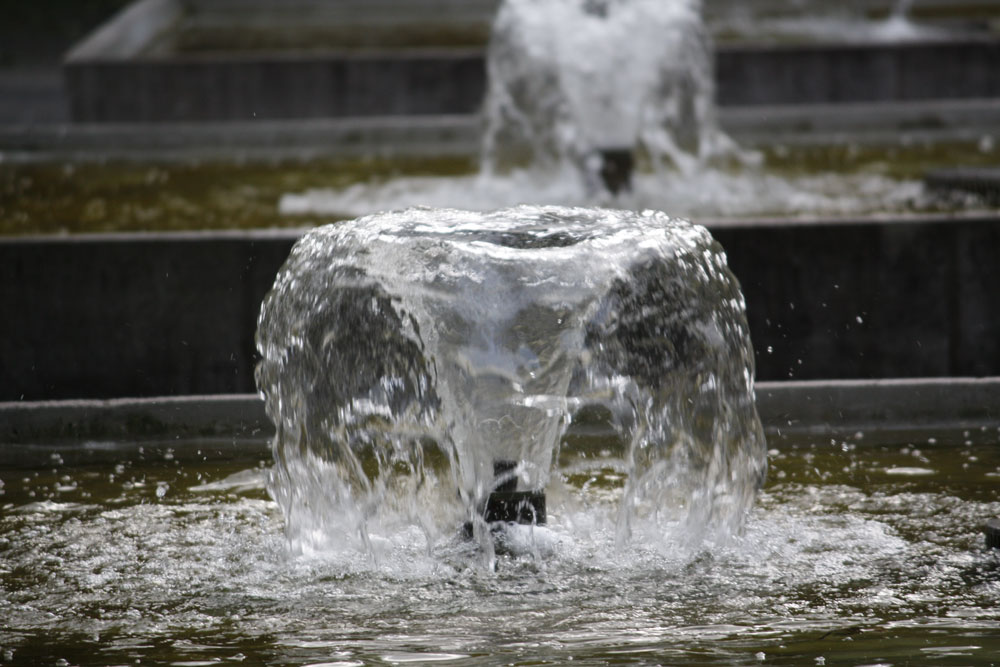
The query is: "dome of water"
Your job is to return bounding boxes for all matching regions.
[256,205,766,561]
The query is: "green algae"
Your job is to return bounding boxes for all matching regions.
[760,138,1000,181]
[1,140,998,236]
[0,155,475,236]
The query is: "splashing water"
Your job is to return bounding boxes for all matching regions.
[871,0,940,41]
[4,434,1000,664]
[277,0,934,219]
[255,205,766,563]
[481,0,741,184]
[278,167,928,220]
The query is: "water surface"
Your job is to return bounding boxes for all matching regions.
[2,434,998,665]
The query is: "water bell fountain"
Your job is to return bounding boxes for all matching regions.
[255,205,767,556]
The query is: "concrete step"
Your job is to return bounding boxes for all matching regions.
[64,37,1000,122]
[3,378,998,453]
[62,0,1000,122]
[0,68,68,124]
[3,216,1000,401]
[4,98,1000,161]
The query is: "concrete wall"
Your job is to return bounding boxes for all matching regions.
[66,39,1000,121]
[65,53,487,122]
[63,0,1000,123]
[713,218,1000,382]
[2,216,999,401]
[715,40,1000,106]
[0,231,294,401]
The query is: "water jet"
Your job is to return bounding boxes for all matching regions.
[481,0,732,197]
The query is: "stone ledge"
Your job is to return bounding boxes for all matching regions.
[4,217,1000,400]
[0,394,272,445]
[925,167,1000,206]
[4,98,1000,161]
[2,378,997,449]
[62,0,1000,122]
[756,376,1000,443]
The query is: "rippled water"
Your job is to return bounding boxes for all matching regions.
[2,434,999,665]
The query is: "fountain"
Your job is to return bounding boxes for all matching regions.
[255,206,767,558]
[276,0,994,219]
[4,0,1000,664]
[480,0,739,193]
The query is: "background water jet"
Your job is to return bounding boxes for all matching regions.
[275,0,997,219]
[481,0,748,197]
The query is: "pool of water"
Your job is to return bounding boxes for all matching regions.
[0,155,473,236]
[2,432,999,665]
[2,140,998,236]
